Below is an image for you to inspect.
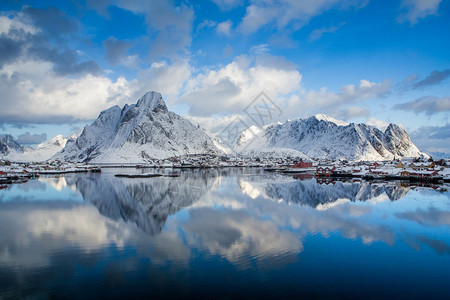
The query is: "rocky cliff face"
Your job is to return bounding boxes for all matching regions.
[235,114,424,161]
[54,91,222,163]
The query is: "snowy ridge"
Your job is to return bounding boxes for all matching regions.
[314,114,349,126]
[54,91,222,163]
[0,134,24,157]
[235,114,425,161]
[1,134,70,162]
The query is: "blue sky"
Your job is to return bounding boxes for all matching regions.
[0,0,449,154]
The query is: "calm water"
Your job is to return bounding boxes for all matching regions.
[0,168,449,299]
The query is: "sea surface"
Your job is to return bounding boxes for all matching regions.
[0,168,449,299]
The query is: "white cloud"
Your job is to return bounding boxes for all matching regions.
[136,59,192,102]
[309,23,344,41]
[0,13,192,125]
[185,114,242,136]
[334,106,370,120]
[286,79,391,118]
[410,123,450,153]
[181,54,303,116]
[398,0,443,24]
[183,209,303,267]
[0,58,138,124]
[394,96,450,115]
[367,117,390,131]
[250,44,270,55]
[197,19,217,30]
[0,204,133,268]
[239,0,367,34]
[180,59,391,135]
[216,20,233,36]
[0,14,39,35]
[211,0,244,11]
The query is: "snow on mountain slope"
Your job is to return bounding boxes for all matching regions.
[21,135,68,161]
[1,134,71,162]
[235,114,425,161]
[314,114,349,126]
[0,134,24,157]
[54,91,222,163]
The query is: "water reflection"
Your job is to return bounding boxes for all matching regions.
[0,169,449,299]
[239,175,410,208]
[66,169,221,235]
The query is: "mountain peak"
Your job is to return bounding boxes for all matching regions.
[136,91,167,112]
[54,91,221,162]
[313,114,349,126]
[236,115,424,161]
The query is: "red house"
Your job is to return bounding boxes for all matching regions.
[316,166,334,176]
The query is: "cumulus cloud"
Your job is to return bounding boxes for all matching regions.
[216,20,233,36]
[239,0,367,34]
[288,79,391,118]
[185,114,242,136]
[16,132,47,145]
[0,9,198,125]
[398,0,443,24]
[181,54,302,116]
[136,59,191,102]
[394,96,450,115]
[0,10,101,76]
[179,55,391,135]
[0,58,138,124]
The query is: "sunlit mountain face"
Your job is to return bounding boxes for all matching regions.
[1,168,449,299]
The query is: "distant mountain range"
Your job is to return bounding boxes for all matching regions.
[0,133,72,162]
[1,91,430,162]
[235,113,425,161]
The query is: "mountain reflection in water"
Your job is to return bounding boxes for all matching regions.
[0,168,449,299]
[66,168,221,234]
[239,175,410,208]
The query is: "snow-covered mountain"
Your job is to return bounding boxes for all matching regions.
[235,114,424,161]
[21,135,69,161]
[54,91,222,163]
[0,134,24,157]
[0,134,77,162]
